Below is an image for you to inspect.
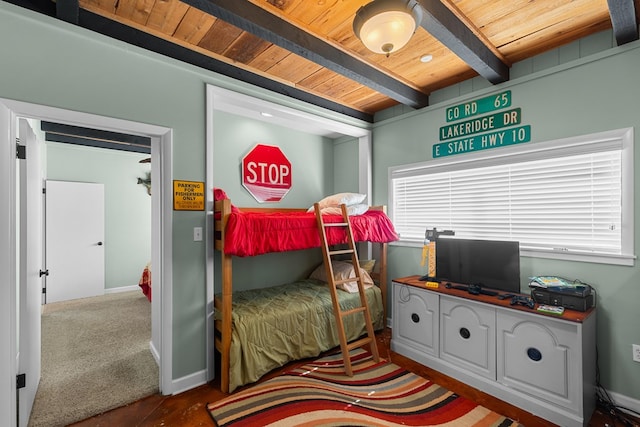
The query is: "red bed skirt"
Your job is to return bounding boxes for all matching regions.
[223,209,399,257]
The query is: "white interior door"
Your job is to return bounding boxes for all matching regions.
[45,180,105,303]
[17,118,43,427]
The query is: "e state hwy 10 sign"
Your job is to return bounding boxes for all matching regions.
[242,144,292,203]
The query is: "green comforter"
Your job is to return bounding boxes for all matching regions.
[222,278,384,392]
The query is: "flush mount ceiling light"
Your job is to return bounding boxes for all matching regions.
[353,0,423,56]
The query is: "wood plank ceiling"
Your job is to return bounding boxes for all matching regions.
[11,0,640,122]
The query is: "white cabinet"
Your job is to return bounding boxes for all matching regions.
[392,284,439,356]
[440,296,496,380]
[391,279,596,427]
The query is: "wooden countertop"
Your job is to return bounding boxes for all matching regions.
[393,275,595,323]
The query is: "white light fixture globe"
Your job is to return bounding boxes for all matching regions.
[353,0,423,56]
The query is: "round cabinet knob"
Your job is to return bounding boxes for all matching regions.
[459,327,471,339]
[527,347,542,362]
[411,313,420,323]
[97,242,103,246]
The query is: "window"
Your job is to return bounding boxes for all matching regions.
[389,128,634,265]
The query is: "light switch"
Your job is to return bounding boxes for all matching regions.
[193,227,203,242]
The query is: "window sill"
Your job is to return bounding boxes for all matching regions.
[391,241,636,266]
[520,249,635,267]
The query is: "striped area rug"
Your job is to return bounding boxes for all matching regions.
[207,350,523,426]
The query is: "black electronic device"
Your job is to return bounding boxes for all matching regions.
[418,275,443,282]
[444,282,499,296]
[530,288,594,312]
[436,237,521,294]
[510,295,535,309]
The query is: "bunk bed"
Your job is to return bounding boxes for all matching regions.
[213,194,398,393]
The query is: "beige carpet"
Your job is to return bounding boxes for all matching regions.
[28,291,159,427]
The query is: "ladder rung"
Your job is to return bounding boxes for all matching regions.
[333,277,359,286]
[329,249,354,256]
[340,306,367,317]
[324,222,349,227]
[346,337,374,351]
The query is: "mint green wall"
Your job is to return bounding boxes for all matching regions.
[372,38,640,399]
[46,142,151,290]
[333,137,360,194]
[0,3,369,380]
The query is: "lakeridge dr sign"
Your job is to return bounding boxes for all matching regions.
[439,108,521,141]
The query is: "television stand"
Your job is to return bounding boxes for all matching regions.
[391,275,596,427]
[444,282,498,296]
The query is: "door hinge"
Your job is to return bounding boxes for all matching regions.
[16,144,26,160]
[42,287,46,294]
[16,373,26,389]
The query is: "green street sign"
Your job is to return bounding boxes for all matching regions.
[446,90,511,122]
[433,125,531,158]
[439,108,521,141]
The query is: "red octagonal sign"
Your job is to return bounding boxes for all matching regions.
[242,144,292,203]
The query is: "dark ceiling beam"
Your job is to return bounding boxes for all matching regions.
[41,121,151,147]
[416,0,509,84]
[56,0,79,24]
[607,0,638,45]
[3,0,56,16]
[45,133,151,154]
[181,0,429,109]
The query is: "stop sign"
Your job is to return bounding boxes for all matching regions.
[242,144,292,203]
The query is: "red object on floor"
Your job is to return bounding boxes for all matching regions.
[139,266,151,302]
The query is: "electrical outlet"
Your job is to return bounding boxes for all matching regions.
[633,344,640,362]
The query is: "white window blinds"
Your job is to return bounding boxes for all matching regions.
[390,128,634,264]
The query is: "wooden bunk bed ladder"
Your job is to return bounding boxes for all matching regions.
[313,203,381,376]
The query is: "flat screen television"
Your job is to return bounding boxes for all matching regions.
[435,237,521,294]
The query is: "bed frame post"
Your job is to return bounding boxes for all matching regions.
[379,241,388,322]
[374,205,389,323]
[214,198,233,394]
[220,252,232,393]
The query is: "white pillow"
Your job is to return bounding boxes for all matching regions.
[311,192,366,210]
[320,203,369,216]
[309,260,374,293]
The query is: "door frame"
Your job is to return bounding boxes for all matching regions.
[0,97,174,427]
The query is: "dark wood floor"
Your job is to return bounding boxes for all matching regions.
[71,328,637,427]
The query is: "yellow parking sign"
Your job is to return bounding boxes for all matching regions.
[173,180,205,211]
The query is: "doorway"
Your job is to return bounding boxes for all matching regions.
[28,141,152,425]
[1,98,175,427]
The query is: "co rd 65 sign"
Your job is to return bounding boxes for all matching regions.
[242,144,292,203]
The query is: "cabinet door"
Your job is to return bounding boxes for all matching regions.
[393,284,439,356]
[440,296,496,380]
[496,310,580,412]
